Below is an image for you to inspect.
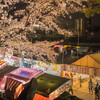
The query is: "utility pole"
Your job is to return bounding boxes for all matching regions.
[76,19,79,46]
[76,18,83,46]
[80,18,83,34]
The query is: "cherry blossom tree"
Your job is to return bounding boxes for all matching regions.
[0,0,87,63]
[0,0,86,44]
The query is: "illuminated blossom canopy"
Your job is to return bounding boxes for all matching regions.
[0,0,86,43]
[0,0,87,63]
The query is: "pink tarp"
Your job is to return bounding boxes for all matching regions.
[0,67,43,89]
[53,45,63,49]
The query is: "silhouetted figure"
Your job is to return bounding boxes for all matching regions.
[88,79,93,95]
[79,76,82,87]
[99,85,100,100]
[17,78,37,100]
[95,83,99,100]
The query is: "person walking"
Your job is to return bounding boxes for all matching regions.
[99,85,100,100]
[88,79,93,95]
[79,76,82,87]
[95,83,99,100]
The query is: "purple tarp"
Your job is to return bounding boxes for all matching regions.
[0,67,43,89]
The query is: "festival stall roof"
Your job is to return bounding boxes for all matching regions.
[53,45,63,48]
[0,67,43,89]
[53,45,63,53]
[33,73,71,100]
[0,66,18,89]
[72,53,100,68]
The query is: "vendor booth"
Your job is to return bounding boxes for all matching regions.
[33,73,72,100]
[53,45,63,53]
[0,66,18,89]
[0,67,43,90]
[72,53,100,69]
[5,77,23,100]
[72,53,100,77]
[61,53,100,85]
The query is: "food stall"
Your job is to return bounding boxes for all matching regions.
[33,73,72,100]
[5,77,23,100]
[53,45,63,53]
[0,67,43,90]
[0,66,18,90]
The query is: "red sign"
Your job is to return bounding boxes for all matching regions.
[61,64,100,76]
[0,61,4,65]
[11,56,18,60]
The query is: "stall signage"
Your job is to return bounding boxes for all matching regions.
[4,55,20,66]
[0,61,4,65]
[95,69,100,76]
[0,55,4,60]
[63,64,90,75]
[11,56,18,60]
[33,64,61,76]
[33,60,39,65]
[4,55,14,65]
[50,80,72,100]
[62,64,100,76]
[33,65,48,72]
[32,61,61,76]
[39,61,61,71]
[57,80,72,96]
[0,61,7,69]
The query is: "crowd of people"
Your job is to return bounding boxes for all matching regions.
[88,79,100,100]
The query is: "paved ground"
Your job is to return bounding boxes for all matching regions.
[72,78,96,100]
[73,88,95,100]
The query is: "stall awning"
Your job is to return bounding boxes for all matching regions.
[53,45,63,48]
[5,77,23,100]
[72,53,100,68]
[35,73,71,100]
[0,67,43,89]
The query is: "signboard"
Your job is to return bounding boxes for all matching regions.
[49,80,72,100]
[4,55,14,66]
[63,64,90,75]
[0,61,4,65]
[32,60,39,66]
[38,61,61,76]
[39,61,61,71]
[62,64,100,76]
[4,55,21,67]
[0,61,7,69]
[95,68,100,76]
[0,55,4,60]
